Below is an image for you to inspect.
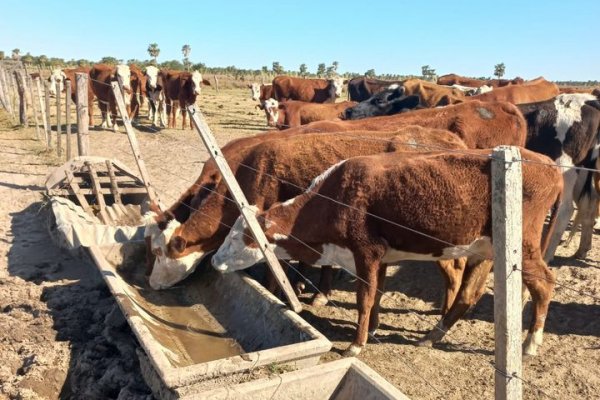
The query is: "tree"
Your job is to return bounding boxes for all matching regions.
[326,65,336,78]
[272,61,284,75]
[11,48,20,60]
[99,56,118,65]
[421,65,436,80]
[494,63,506,79]
[192,62,206,72]
[332,61,339,73]
[299,63,308,78]
[365,69,376,77]
[182,44,191,70]
[21,52,33,64]
[316,63,326,77]
[159,60,184,70]
[147,43,160,64]
[0,51,4,60]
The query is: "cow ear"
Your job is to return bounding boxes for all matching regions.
[203,79,211,86]
[170,236,187,254]
[343,79,349,84]
[256,104,264,110]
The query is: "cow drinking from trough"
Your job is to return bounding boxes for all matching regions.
[212,149,563,357]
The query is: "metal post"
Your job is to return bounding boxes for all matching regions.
[492,145,523,400]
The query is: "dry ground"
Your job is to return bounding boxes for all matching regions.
[0,86,599,399]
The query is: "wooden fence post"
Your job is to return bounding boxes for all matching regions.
[55,80,62,157]
[492,146,523,400]
[213,75,219,93]
[75,73,89,156]
[186,104,303,313]
[35,78,49,142]
[44,81,52,148]
[24,67,41,140]
[65,80,72,159]
[0,69,8,111]
[14,70,28,126]
[0,68,14,119]
[110,81,161,206]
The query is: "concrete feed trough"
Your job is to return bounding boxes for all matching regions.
[183,357,410,400]
[88,243,331,396]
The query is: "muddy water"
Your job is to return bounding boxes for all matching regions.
[106,246,245,368]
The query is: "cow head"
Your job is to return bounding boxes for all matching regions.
[190,71,212,95]
[48,69,66,96]
[249,83,261,101]
[145,65,160,90]
[474,85,493,95]
[329,77,346,98]
[115,64,131,91]
[344,85,420,120]
[262,98,280,127]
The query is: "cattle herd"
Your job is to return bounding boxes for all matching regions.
[48,65,600,359]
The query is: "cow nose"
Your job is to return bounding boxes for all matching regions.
[345,108,353,119]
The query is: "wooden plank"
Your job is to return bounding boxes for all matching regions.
[492,146,523,400]
[0,68,9,113]
[85,162,109,224]
[110,81,162,208]
[187,104,302,313]
[55,79,62,158]
[105,160,122,204]
[34,77,49,141]
[24,66,41,140]
[0,68,15,119]
[75,73,89,156]
[13,70,27,126]
[64,169,93,216]
[44,80,52,149]
[48,187,148,196]
[70,173,138,184]
[65,79,72,159]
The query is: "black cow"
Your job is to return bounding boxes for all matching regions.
[347,77,405,102]
[344,85,421,120]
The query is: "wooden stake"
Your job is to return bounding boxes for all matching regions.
[0,68,14,119]
[105,160,122,204]
[65,80,72,159]
[75,73,89,156]
[213,75,219,93]
[35,78,49,143]
[13,70,27,126]
[44,80,52,148]
[24,67,41,140]
[55,79,62,157]
[110,81,161,207]
[187,104,303,313]
[86,161,109,224]
[492,146,523,400]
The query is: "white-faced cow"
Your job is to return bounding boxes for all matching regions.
[272,76,346,103]
[47,67,95,125]
[144,65,167,127]
[89,64,132,131]
[162,70,211,129]
[212,149,562,357]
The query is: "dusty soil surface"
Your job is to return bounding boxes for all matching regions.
[0,86,599,399]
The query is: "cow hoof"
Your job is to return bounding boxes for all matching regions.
[295,282,305,295]
[310,293,329,307]
[574,250,588,260]
[342,344,363,357]
[417,326,446,347]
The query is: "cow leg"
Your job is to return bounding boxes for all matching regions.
[110,100,118,132]
[437,258,467,315]
[573,184,599,259]
[418,257,493,346]
[88,93,95,127]
[160,100,167,128]
[311,265,334,306]
[99,101,108,129]
[368,263,388,334]
[522,249,555,356]
[344,248,386,357]
[544,168,578,262]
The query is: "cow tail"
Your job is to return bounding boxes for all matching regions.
[541,187,564,257]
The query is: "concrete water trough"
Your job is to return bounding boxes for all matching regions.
[180,357,410,400]
[87,242,332,398]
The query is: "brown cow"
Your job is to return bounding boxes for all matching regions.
[468,77,559,104]
[438,73,524,88]
[558,87,594,94]
[273,100,357,129]
[249,83,274,102]
[161,70,210,129]
[128,64,147,121]
[272,76,346,103]
[89,64,132,130]
[48,67,95,125]
[145,127,469,292]
[400,79,466,107]
[212,148,562,357]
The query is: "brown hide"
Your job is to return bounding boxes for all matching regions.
[291,100,527,149]
[128,64,147,119]
[161,70,210,129]
[277,100,357,129]
[272,76,336,103]
[90,64,124,127]
[438,73,524,88]
[469,77,559,104]
[401,79,465,107]
[59,67,94,125]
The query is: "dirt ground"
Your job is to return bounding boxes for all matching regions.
[0,86,599,399]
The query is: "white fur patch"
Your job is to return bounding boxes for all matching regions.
[191,71,202,95]
[388,83,399,90]
[307,160,346,192]
[250,83,260,101]
[553,93,596,143]
[145,65,159,89]
[116,64,131,90]
[332,77,344,97]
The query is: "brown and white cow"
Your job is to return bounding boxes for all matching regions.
[212,148,563,357]
[48,67,95,125]
[437,73,524,88]
[347,77,405,102]
[128,64,147,122]
[145,127,469,292]
[272,76,346,103]
[144,65,167,127]
[249,83,274,102]
[274,100,358,129]
[161,70,210,129]
[400,79,466,107]
[469,77,559,104]
[89,64,132,130]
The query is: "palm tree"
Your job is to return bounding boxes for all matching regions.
[182,44,191,58]
[317,63,326,78]
[299,63,308,78]
[147,43,160,65]
[494,63,506,79]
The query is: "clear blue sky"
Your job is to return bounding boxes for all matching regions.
[1,0,598,81]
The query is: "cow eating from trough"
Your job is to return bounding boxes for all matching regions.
[212,148,563,357]
[89,64,132,131]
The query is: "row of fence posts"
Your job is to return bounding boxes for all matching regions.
[0,63,90,159]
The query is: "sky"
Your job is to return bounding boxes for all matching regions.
[1,0,598,81]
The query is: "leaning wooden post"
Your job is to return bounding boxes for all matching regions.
[0,69,8,111]
[75,73,89,156]
[35,78,49,142]
[0,68,14,118]
[24,67,41,139]
[13,70,27,126]
[55,80,62,157]
[187,104,303,313]
[213,75,219,93]
[111,81,161,207]
[65,79,72,159]
[492,146,523,400]
[44,81,52,148]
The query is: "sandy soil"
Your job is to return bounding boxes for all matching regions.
[0,86,599,399]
